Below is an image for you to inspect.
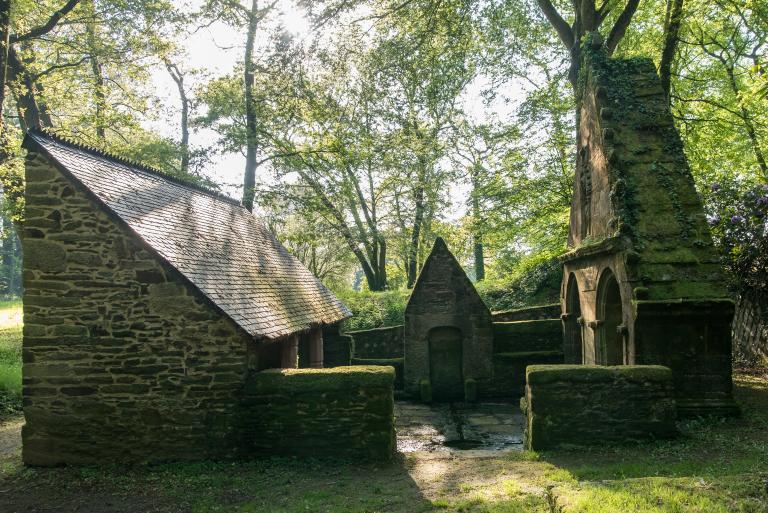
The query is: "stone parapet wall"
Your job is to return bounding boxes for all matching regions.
[22,152,253,465]
[348,325,404,359]
[523,364,677,450]
[322,324,352,367]
[634,299,738,417]
[240,366,395,460]
[483,351,563,399]
[492,320,563,354]
[491,304,560,322]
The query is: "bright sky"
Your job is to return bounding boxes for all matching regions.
[147,0,523,221]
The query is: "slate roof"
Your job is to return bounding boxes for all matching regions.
[24,131,351,340]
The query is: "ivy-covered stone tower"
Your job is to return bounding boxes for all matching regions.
[560,34,738,417]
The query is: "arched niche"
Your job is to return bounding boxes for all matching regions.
[563,273,584,364]
[596,269,625,366]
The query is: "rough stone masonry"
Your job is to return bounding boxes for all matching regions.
[559,35,738,417]
[18,132,396,466]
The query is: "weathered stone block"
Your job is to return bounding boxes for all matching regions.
[524,365,677,450]
[24,240,67,273]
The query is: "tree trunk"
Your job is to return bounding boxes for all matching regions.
[84,0,106,140]
[471,166,485,281]
[0,0,11,164]
[406,181,425,288]
[165,61,190,174]
[242,0,259,211]
[659,0,684,106]
[8,46,52,129]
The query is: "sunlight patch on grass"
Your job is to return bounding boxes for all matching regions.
[0,300,22,415]
[557,475,768,513]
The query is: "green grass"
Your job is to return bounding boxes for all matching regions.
[0,300,21,416]
[2,372,767,512]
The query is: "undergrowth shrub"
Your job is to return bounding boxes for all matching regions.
[477,256,562,311]
[333,289,410,331]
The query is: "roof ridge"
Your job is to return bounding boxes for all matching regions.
[28,128,244,208]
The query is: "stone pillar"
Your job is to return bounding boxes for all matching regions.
[308,327,323,368]
[280,335,299,369]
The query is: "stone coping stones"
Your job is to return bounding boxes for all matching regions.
[491,304,561,322]
[525,364,674,384]
[247,365,395,392]
[524,364,678,450]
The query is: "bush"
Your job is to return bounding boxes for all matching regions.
[476,256,562,311]
[333,289,410,331]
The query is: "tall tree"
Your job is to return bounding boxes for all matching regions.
[659,0,684,104]
[201,0,280,210]
[535,0,641,88]
[164,59,192,174]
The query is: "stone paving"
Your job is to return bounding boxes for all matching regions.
[395,401,524,454]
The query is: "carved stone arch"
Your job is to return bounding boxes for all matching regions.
[563,273,584,364]
[596,268,625,366]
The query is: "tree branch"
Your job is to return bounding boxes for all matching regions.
[11,0,81,43]
[605,0,640,55]
[536,0,574,50]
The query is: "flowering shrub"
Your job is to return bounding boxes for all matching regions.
[706,181,768,293]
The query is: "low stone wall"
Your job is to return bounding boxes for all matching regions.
[322,324,353,367]
[347,325,404,359]
[240,366,395,460]
[351,357,404,390]
[491,304,560,322]
[493,320,562,353]
[484,351,563,398]
[524,365,677,450]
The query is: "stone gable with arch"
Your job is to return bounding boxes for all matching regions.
[559,39,738,417]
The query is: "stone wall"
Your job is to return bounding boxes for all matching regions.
[240,366,395,460]
[22,151,254,465]
[523,364,677,450]
[484,320,564,398]
[492,320,562,354]
[322,324,352,367]
[348,325,404,359]
[491,304,561,322]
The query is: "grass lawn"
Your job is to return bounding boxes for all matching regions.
[0,299,22,416]
[0,297,765,511]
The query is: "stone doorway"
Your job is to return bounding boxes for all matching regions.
[429,327,463,401]
[597,270,624,365]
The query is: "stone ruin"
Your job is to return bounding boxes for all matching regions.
[403,238,494,400]
[344,238,564,402]
[560,37,739,417]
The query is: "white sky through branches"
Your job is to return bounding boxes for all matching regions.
[147,0,523,221]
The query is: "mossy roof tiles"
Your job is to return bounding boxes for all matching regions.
[25,131,352,340]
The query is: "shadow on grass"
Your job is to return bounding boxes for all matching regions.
[1,455,439,513]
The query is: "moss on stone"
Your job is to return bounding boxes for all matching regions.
[526,364,673,385]
[492,319,562,334]
[495,350,564,361]
[248,366,395,394]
